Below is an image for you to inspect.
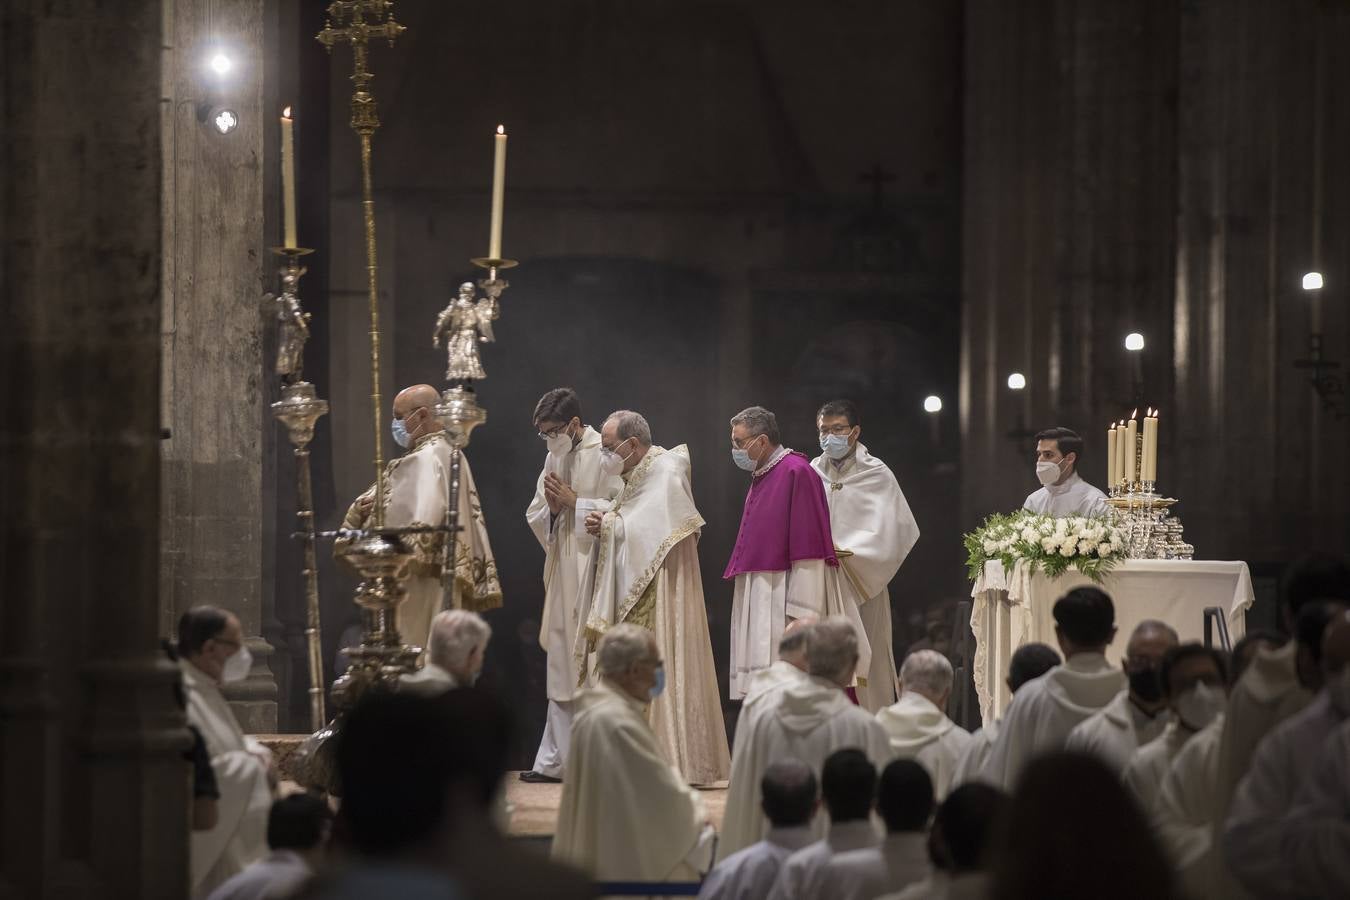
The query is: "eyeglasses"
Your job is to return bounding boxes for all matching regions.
[818,424,854,436]
[538,424,568,440]
[732,433,762,450]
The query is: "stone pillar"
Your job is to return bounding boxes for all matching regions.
[1,3,189,898]
[160,0,277,730]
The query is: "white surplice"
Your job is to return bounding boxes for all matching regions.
[697,826,815,900]
[1064,689,1169,775]
[719,677,894,861]
[949,720,999,788]
[204,849,311,900]
[552,679,715,881]
[1152,716,1224,899]
[729,560,829,699]
[572,445,730,785]
[766,821,882,900]
[818,832,932,900]
[875,692,972,800]
[811,444,920,713]
[182,661,273,899]
[524,425,623,777]
[1022,471,1109,518]
[1122,720,1193,815]
[979,652,1125,791]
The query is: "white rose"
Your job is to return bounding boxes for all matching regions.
[1060,543,1077,558]
[1041,536,1060,553]
[984,539,998,554]
[1021,527,1039,543]
[1097,542,1113,556]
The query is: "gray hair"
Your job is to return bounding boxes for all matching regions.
[427,610,492,672]
[605,409,653,448]
[806,618,860,683]
[1130,619,1180,648]
[597,623,655,676]
[730,406,781,445]
[899,649,954,699]
[778,618,816,658]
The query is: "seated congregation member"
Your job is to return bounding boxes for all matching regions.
[720,618,893,860]
[980,587,1125,790]
[400,610,492,695]
[1122,643,1227,814]
[766,749,881,900]
[883,783,1010,900]
[876,650,971,800]
[821,759,935,900]
[1065,620,1177,774]
[178,607,276,898]
[950,643,1060,787]
[698,759,818,900]
[206,793,331,900]
[552,624,714,883]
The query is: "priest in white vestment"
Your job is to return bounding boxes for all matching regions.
[1022,427,1108,518]
[522,388,623,782]
[178,608,275,898]
[767,749,884,900]
[552,624,715,882]
[336,384,502,650]
[876,650,971,800]
[574,410,730,785]
[698,759,818,900]
[818,759,934,900]
[1065,620,1176,774]
[1152,716,1225,898]
[950,643,1059,788]
[719,618,893,861]
[980,587,1125,790]
[399,609,491,696]
[811,400,920,712]
[1122,643,1228,814]
[734,619,816,760]
[725,406,840,699]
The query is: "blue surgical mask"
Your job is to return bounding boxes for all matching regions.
[649,665,666,699]
[391,416,412,449]
[820,433,850,459]
[731,448,756,471]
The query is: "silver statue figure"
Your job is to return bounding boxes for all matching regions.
[433,281,497,382]
[274,290,312,380]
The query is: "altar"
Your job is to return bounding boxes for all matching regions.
[969,558,1254,726]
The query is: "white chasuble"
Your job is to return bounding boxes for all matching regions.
[182,661,273,898]
[812,444,920,712]
[574,445,729,785]
[552,680,714,882]
[524,425,623,702]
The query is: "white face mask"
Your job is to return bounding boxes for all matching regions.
[545,431,572,458]
[1327,666,1350,717]
[1036,459,1065,487]
[222,645,253,684]
[1174,681,1225,731]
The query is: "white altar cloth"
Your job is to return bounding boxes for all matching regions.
[970,559,1253,726]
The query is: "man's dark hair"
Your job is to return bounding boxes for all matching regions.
[760,759,818,828]
[1052,587,1116,647]
[931,782,1008,873]
[877,759,934,833]
[820,748,876,823]
[533,387,582,427]
[1280,552,1350,618]
[1007,643,1061,692]
[1159,643,1227,697]
[336,688,513,856]
[1295,600,1347,666]
[1035,427,1085,466]
[267,792,332,851]
[177,606,231,657]
[817,399,860,427]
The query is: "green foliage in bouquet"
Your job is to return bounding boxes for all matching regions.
[964,509,1126,583]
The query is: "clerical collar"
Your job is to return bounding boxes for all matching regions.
[1043,470,1082,496]
[412,430,446,451]
[753,445,792,478]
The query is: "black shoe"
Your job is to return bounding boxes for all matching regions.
[518,770,562,784]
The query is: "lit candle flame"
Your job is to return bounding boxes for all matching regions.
[496,124,505,135]
[283,106,292,119]
[1131,408,1138,419]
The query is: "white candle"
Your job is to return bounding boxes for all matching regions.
[281,107,297,249]
[1116,421,1127,486]
[1125,412,1138,486]
[1143,410,1159,482]
[488,125,507,259]
[1107,423,1117,490]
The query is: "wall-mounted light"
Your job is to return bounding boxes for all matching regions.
[1124,332,1145,352]
[1006,372,1026,390]
[211,108,239,134]
[923,395,942,414]
[208,52,233,77]
[1303,271,1324,291]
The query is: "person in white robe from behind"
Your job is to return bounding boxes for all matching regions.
[810,399,920,712]
[399,609,491,696]
[1122,643,1228,815]
[950,643,1060,788]
[698,759,818,900]
[178,607,275,899]
[767,749,882,900]
[820,760,934,900]
[1022,426,1108,518]
[980,586,1125,790]
[1221,607,1350,898]
[551,624,715,883]
[1065,619,1176,774]
[876,650,970,800]
[881,783,1009,900]
[735,618,816,755]
[719,618,894,861]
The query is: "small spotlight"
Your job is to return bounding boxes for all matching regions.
[923,395,943,414]
[1007,373,1026,390]
[1124,332,1145,351]
[209,52,233,76]
[1302,271,1324,291]
[212,108,239,135]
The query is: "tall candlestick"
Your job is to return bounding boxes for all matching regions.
[488,125,507,259]
[281,106,297,249]
[1107,423,1118,490]
[1143,409,1159,482]
[1125,412,1138,486]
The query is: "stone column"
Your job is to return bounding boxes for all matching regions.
[160,0,277,731]
[1,3,189,897]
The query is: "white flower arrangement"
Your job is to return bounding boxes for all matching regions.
[964,510,1126,582]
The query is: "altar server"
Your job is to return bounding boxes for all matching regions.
[951,643,1060,787]
[1022,427,1108,518]
[876,650,971,800]
[725,405,839,699]
[811,399,920,712]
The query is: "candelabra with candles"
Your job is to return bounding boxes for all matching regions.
[1105,409,1193,560]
